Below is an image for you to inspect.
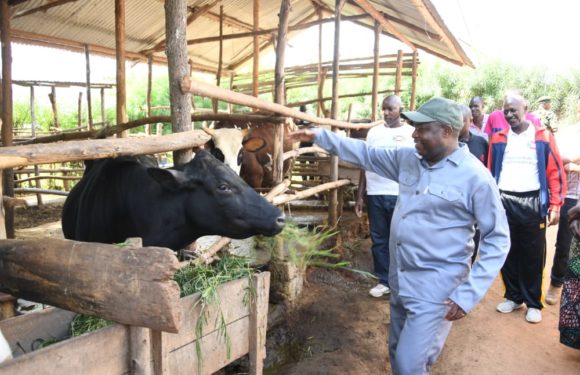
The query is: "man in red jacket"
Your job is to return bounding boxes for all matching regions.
[488,93,566,324]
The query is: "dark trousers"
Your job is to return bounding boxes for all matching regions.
[500,190,546,310]
[550,197,578,287]
[367,194,397,286]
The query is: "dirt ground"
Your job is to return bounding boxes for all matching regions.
[12,202,580,374]
[265,224,580,375]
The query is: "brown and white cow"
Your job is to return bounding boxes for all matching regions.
[203,119,297,188]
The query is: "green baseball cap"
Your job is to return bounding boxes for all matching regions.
[537,95,551,103]
[401,97,463,132]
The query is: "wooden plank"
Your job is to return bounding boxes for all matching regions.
[0,307,75,357]
[162,276,253,351]
[168,317,250,374]
[249,273,269,375]
[0,238,182,333]
[0,324,129,375]
[252,0,260,98]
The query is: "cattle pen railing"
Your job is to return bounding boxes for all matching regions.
[0,77,379,373]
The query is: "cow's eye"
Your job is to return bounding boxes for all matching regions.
[237,149,243,165]
[218,183,231,192]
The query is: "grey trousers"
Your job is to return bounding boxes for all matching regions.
[389,293,453,375]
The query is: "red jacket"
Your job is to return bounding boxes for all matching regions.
[488,125,566,217]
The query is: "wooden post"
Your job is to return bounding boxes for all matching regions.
[100,87,106,126]
[395,49,403,96]
[328,0,345,227]
[273,0,290,185]
[125,238,153,375]
[150,329,168,375]
[371,21,381,121]
[115,0,128,137]
[410,50,418,110]
[1,0,15,239]
[317,6,323,117]
[248,273,270,375]
[48,86,59,130]
[84,44,94,130]
[0,292,16,320]
[29,86,43,205]
[165,0,193,165]
[252,0,259,99]
[213,5,224,114]
[146,54,153,135]
[77,91,83,127]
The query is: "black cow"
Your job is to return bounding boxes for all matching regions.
[62,150,285,251]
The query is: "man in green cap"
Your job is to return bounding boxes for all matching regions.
[534,96,558,133]
[288,97,510,374]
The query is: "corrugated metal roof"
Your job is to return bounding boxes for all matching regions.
[7,0,473,74]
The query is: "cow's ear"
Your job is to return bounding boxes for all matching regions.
[148,168,194,191]
[242,137,266,153]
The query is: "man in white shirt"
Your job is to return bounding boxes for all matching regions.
[355,95,415,297]
[488,93,567,323]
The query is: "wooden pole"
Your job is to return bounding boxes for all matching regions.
[371,21,380,121]
[395,49,403,96]
[146,54,153,134]
[0,238,182,333]
[213,5,224,114]
[0,129,211,170]
[77,91,83,127]
[48,86,59,129]
[317,7,323,117]
[328,0,344,227]
[273,0,290,186]
[84,44,94,130]
[165,0,193,165]
[180,77,381,129]
[100,87,106,126]
[29,86,42,205]
[115,0,128,137]
[410,50,418,110]
[252,0,259,98]
[1,0,15,239]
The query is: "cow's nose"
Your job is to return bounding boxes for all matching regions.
[276,214,286,229]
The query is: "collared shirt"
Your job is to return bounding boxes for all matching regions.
[484,110,542,136]
[498,124,540,192]
[470,114,488,140]
[313,128,510,312]
[365,123,415,195]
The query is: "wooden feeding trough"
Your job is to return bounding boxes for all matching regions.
[0,237,270,374]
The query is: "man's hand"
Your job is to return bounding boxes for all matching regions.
[444,299,467,321]
[547,208,560,227]
[354,199,363,218]
[569,205,580,238]
[287,129,316,143]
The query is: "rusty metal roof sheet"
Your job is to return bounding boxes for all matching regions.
[7,0,473,74]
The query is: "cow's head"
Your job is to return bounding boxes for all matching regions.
[148,150,284,239]
[202,126,266,175]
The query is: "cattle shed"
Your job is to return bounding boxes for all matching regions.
[0,1,471,373]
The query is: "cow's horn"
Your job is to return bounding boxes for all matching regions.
[201,126,215,136]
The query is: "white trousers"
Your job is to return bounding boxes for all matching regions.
[389,293,453,375]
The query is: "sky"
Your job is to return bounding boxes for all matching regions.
[430,0,580,73]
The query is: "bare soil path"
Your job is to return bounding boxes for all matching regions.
[271,225,580,374]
